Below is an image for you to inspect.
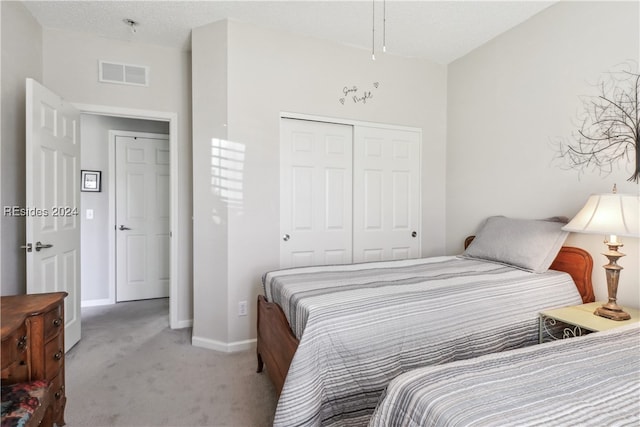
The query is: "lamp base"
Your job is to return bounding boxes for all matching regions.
[594,241,631,322]
[594,305,631,321]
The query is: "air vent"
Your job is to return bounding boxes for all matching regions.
[99,61,149,87]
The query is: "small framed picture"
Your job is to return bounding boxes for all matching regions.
[81,170,101,192]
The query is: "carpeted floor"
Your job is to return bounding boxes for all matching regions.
[64,298,277,426]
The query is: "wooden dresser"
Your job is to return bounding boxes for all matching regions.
[1,292,68,426]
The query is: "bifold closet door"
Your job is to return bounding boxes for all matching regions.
[353,126,421,262]
[280,119,353,268]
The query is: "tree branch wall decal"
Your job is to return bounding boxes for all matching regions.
[555,63,639,183]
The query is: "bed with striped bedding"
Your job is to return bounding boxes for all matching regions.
[369,323,640,426]
[263,255,583,427]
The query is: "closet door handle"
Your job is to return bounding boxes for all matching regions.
[283,234,290,242]
[411,231,417,238]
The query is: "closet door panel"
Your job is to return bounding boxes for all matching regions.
[392,171,410,228]
[325,168,348,230]
[292,166,313,230]
[363,170,383,230]
[353,127,421,263]
[281,119,353,268]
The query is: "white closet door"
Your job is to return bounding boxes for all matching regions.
[353,126,421,262]
[280,119,353,268]
[115,135,170,301]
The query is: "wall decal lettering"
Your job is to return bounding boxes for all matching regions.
[338,82,380,105]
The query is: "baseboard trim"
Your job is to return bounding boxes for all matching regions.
[191,336,256,353]
[81,298,114,308]
[172,319,193,329]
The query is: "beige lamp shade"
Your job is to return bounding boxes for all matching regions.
[562,193,640,238]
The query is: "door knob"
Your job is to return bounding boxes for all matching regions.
[34,241,53,251]
[283,234,290,242]
[20,243,33,252]
[119,225,131,231]
[411,231,417,238]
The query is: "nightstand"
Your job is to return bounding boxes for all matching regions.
[539,302,640,343]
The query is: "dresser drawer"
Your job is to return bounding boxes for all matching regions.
[1,324,29,384]
[44,333,64,380]
[44,303,64,341]
[1,324,28,371]
[0,359,30,384]
[50,370,66,424]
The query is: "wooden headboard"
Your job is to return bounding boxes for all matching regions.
[464,236,594,304]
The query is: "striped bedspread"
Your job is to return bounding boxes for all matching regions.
[369,323,640,427]
[263,256,583,427]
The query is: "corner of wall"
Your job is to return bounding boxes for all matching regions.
[191,19,232,344]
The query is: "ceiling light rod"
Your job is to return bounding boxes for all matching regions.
[371,0,387,60]
[372,0,376,60]
[123,18,138,34]
[383,0,386,53]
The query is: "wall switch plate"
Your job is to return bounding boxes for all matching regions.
[86,209,94,219]
[238,300,248,316]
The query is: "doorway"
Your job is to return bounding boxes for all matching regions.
[76,105,180,329]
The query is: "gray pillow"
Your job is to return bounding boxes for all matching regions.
[462,216,569,273]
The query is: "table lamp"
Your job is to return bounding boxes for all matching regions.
[562,185,640,321]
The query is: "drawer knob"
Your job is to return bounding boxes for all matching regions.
[55,386,65,400]
[54,351,63,361]
[53,318,62,327]
[17,336,27,351]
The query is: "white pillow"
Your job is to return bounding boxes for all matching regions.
[462,216,569,273]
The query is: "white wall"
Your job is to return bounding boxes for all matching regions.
[80,114,169,303]
[191,20,230,345]
[42,28,193,324]
[447,1,640,308]
[0,1,42,296]
[192,20,448,349]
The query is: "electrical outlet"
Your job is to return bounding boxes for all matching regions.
[238,300,248,316]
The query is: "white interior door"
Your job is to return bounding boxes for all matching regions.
[353,126,421,262]
[280,119,353,267]
[25,78,81,351]
[115,134,170,301]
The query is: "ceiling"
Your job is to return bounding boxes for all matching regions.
[22,1,556,64]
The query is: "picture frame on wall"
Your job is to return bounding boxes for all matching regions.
[81,170,101,192]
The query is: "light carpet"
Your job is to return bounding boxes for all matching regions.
[64,298,277,426]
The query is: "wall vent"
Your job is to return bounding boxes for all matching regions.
[99,61,149,87]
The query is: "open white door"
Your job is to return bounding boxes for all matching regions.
[25,78,81,351]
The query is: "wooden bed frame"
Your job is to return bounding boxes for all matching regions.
[256,241,594,396]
